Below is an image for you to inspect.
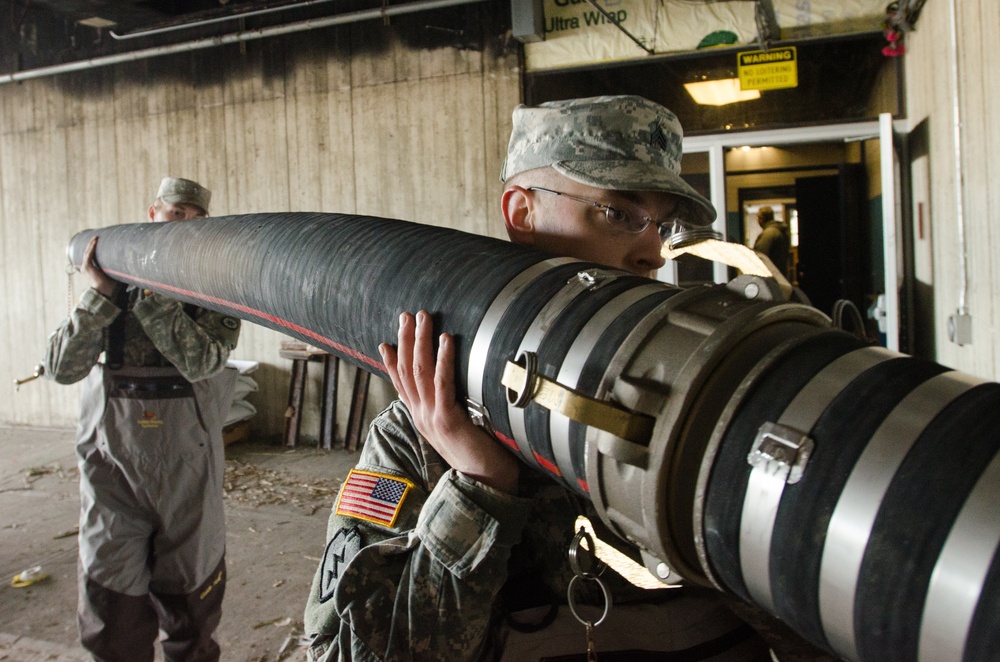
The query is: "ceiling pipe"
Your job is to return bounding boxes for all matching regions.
[110,0,342,40]
[0,0,487,86]
[753,0,780,50]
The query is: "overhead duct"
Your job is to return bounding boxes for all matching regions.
[68,213,1000,662]
[510,0,545,43]
[0,0,488,86]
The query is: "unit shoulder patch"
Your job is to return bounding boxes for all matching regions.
[319,526,361,603]
[335,468,413,528]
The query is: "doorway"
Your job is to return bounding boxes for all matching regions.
[682,120,903,349]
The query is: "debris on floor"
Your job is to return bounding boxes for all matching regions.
[224,459,341,515]
[11,564,50,588]
[17,463,78,490]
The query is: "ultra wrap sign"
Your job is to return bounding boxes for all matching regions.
[737,46,798,91]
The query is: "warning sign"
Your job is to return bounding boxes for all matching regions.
[737,46,798,91]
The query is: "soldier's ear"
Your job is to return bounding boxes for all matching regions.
[502,186,535,246]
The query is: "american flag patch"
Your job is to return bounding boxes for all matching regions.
[335,469,413,528]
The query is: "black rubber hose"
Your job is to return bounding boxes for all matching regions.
[68,212,677,482]
[67,212,1000,662]
[70,212,556,380]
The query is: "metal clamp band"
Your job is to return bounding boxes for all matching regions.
[739,346,896,613]
[549,283,665,484]
[818,370,983,660]
[505,269,623,467]
[466,258,578,412]
[919,429,1000,662]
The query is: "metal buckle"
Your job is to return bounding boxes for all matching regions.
[465,398,495,433]
[573,268,613,290]
[747,421,814,484]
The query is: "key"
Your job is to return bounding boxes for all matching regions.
[586,620,597,662]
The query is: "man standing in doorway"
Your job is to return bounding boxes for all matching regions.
[752,205,791,277]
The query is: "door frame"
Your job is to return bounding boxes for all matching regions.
[679,117,906,350]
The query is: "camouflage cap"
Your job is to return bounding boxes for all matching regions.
[156,177,211,214]
[501,95,716,225]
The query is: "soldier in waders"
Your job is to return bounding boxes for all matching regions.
[43,177,242,662]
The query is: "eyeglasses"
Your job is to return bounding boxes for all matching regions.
[526,187,685,241]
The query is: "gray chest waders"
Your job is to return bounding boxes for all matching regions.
[76,336,235,596]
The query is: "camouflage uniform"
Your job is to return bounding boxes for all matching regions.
[302,96,776,661]
[304,401,769,661]
[44,285,241,662]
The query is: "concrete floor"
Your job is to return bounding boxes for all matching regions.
[1,427,840,662]
[0,425,359,662]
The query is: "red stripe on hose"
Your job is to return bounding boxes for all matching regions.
[494,431,520,453]
[106,269,386,373]
[533,451,562,477]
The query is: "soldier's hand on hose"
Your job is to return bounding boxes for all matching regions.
[80,236,120,299]
[379,310,520,494]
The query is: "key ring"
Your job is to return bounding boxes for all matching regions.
[568,527,605,579]
[567,526,611,627]
[566,573,611,627]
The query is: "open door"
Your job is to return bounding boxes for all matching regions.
[682,118,907,350]
[877,112,903,352]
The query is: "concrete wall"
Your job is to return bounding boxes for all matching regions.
[903,0,1000,378]
[2,0,999,437]
[0,7,520,439]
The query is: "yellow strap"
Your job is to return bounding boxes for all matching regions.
[501,361,654,444]
[662,239,793,299]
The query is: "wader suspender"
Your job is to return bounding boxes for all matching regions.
[105,289,202,369]
[105,286,131,370]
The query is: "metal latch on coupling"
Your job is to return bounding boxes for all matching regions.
[500,351,655,444]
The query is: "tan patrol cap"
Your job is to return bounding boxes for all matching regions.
[500,95,716,226]
[156,177,211,214]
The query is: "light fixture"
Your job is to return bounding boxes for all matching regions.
[683,78,761,106]
[78,17,117,28]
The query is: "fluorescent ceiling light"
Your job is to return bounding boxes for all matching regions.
[684,78,761,106]
[79,17,117,28]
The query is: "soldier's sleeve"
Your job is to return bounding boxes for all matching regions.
[132,293,241,382]
[304,401,533,662]
[42,288,120,384]
[752,227,774,255]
